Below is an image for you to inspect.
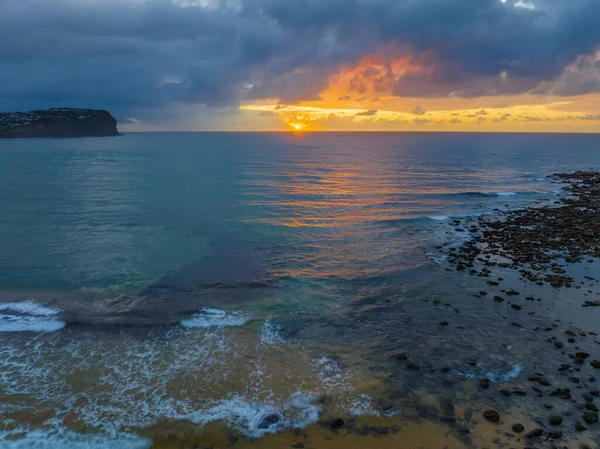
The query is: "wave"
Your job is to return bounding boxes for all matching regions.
[180,307,250,328]
[458,191,519,197]
[0,300,65,333]
[453,362,523,383]
[0,430,150,449]
[260,320,284,346]
[186,392,321,438]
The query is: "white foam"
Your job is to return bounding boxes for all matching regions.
[259,320,284,346]
[0,300,61,316]
[188,392,321,438]
[453,362,523,383]
[180,307,249,329]
[0,430,150,449]
[428,215,450,221]
[0,300,65,333]
[496,191,517,196]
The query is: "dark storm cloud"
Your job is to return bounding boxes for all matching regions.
[1,0,600,119]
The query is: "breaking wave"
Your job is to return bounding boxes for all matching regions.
[0,300,65,333]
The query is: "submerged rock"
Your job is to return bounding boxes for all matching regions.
[583,412,598,424]
[258,413,281,429]
[524,428,544,438]
[512,423,524,433]
[549,415,563,426]
[483,410,500,423]
[331,418,345,429]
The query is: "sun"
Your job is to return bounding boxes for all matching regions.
[294,124,302,131]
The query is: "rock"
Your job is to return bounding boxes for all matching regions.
[549,415,563,426]
[525,428,544,438]
[331,418,345,429]
[582,392,593,402]
[493,296,505,302]
[407,364,420,370]
[439,321,449,326]
[548,430,563,439]
[483,410,500,423]
[0,108,119,139]
[576,352,590,359]
[479,378,490,388]
[512,423,524,433]
[575,421,587,431]
[582,412,598,424]
[538,378,551,386]
[258,413,281,429]
[591,360,600,369]
[500,389,512,396]
[511,304,522,310]
[392,353,408,361]
[585,402,598,412]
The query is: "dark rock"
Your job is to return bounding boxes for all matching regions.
[512,423,525,433]
[591,360,600,369]
[331,418,345,429]
[392,353,408,361]
[575,421,587,431]
[0,108,119,139]
[493,296,505,302]
[582,412,598,424]
[407,364,420,370]
[511,304,522,310]
[525,428,544,438]
[549,415,563,426]
[258,413,281,429]
[483,410,500,423]
[576,352,590,359]
[439,321,449,326]
[538,378,552,386]
[585,402,598,412]
[548,430,563,439]
[554,342,564,349]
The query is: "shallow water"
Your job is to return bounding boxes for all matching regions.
[1,132,600,448]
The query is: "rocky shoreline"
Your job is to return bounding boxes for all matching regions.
[0,108,119,139]
[429,171,600,445]
[444,171,600,295]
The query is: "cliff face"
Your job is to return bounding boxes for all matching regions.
[0,108,119,139]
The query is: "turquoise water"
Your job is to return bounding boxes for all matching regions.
[1,132,600,448]
[1,132,599,294]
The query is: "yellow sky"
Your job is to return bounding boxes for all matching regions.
[239,55,600,132]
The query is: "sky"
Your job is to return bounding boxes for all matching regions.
[1,0,599,132]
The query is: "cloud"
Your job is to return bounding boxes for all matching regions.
[355,109,378,116]
[475,109,488,115]
[530,53,600,96]
[578,113,600,120]
[449,118,462,123]
[1,0,600,122]
[338,95,352,100]
[493,102,509,108]
[411,106,426,115]
[413,118,432,124]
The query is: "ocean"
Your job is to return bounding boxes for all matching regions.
[0,132,599,448]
